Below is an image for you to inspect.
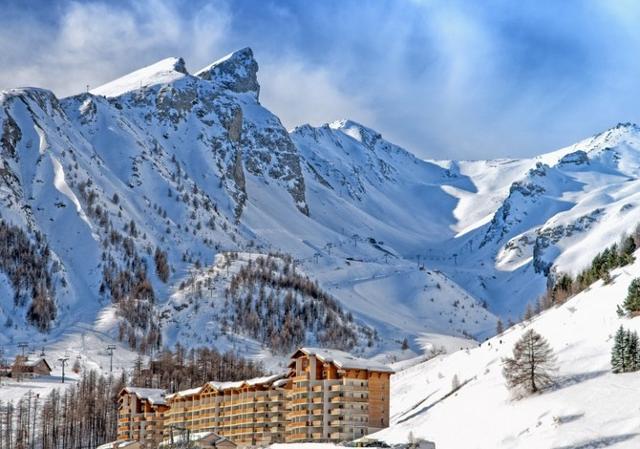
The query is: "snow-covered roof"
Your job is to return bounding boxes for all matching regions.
[165,386,203,400]
[158,431,234,447]
[159,432,231,447]
[97,440,139,449]
[166,373,288,401]
[293,347,394,373]
[122,387,167,405]
[206,373,288,392]
[21,358,52,369]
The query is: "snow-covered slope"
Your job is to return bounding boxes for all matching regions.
[0,48,495,366]
[3,45,640,373]
[448,123,640,318]
[374,250,640,449]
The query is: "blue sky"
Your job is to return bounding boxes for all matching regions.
[2,0,640,159]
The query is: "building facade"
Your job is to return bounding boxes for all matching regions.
[163,374,287,446]
[117,347,393,447]
[117,387,169,447]
[285,348,393,442]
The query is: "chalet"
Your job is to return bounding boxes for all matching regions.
[11,357,52,378]
[117,387,169,447]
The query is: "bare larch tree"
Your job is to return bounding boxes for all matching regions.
[502,328,556,396]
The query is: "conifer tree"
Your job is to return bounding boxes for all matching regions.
[503,329,556,396]
[623,278,640,315]
[611,325,627,373]
[624,329,639,371]
[620,235,636,263]
[611,326,640,373]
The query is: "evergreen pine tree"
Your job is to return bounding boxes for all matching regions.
[611,325,626,373]
[623,278,640,315]
[620,235,637,263]
[623,329,638,372]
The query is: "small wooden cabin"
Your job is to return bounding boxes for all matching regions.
[12,357,52,378]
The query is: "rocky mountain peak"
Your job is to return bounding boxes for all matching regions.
[195,47,259,97]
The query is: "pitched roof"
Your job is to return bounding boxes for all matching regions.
[158,431,235,447]
[206,372,288,392]
[97,441,140,449]
[121,387,167,405]
[292,347,394,373]
[165,386,203,400]
[13,358,52,372]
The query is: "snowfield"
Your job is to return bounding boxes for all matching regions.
[372,252,640,449]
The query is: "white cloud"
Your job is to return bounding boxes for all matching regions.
[0,0,232,97]
[259,59,375,131]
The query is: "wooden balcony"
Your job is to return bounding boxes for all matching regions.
[286,432,309,442]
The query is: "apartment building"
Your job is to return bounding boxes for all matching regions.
[117,387,169,447]
[285,347,393,443]
[117,347,393,447]
[163,374,288,446]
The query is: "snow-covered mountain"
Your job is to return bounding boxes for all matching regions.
[2,46,640,366]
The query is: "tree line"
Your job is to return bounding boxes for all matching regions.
[130,345,266,392]
[0,370,124,449]
[540,233,637,311]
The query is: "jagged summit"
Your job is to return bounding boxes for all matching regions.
[195,47,259,97]
[328,119,383,149]
[91,56,188,97]
[86,48,260,100]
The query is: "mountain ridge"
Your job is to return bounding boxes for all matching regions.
[1,47,639,365]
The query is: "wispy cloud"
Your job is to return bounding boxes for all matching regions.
[2,0,640,159]
[0,0,232,95]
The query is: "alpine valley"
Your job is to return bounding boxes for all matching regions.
[5,47,640,447]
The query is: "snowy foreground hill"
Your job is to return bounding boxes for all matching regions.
[372,253,640,448]
[2,46,640,376]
